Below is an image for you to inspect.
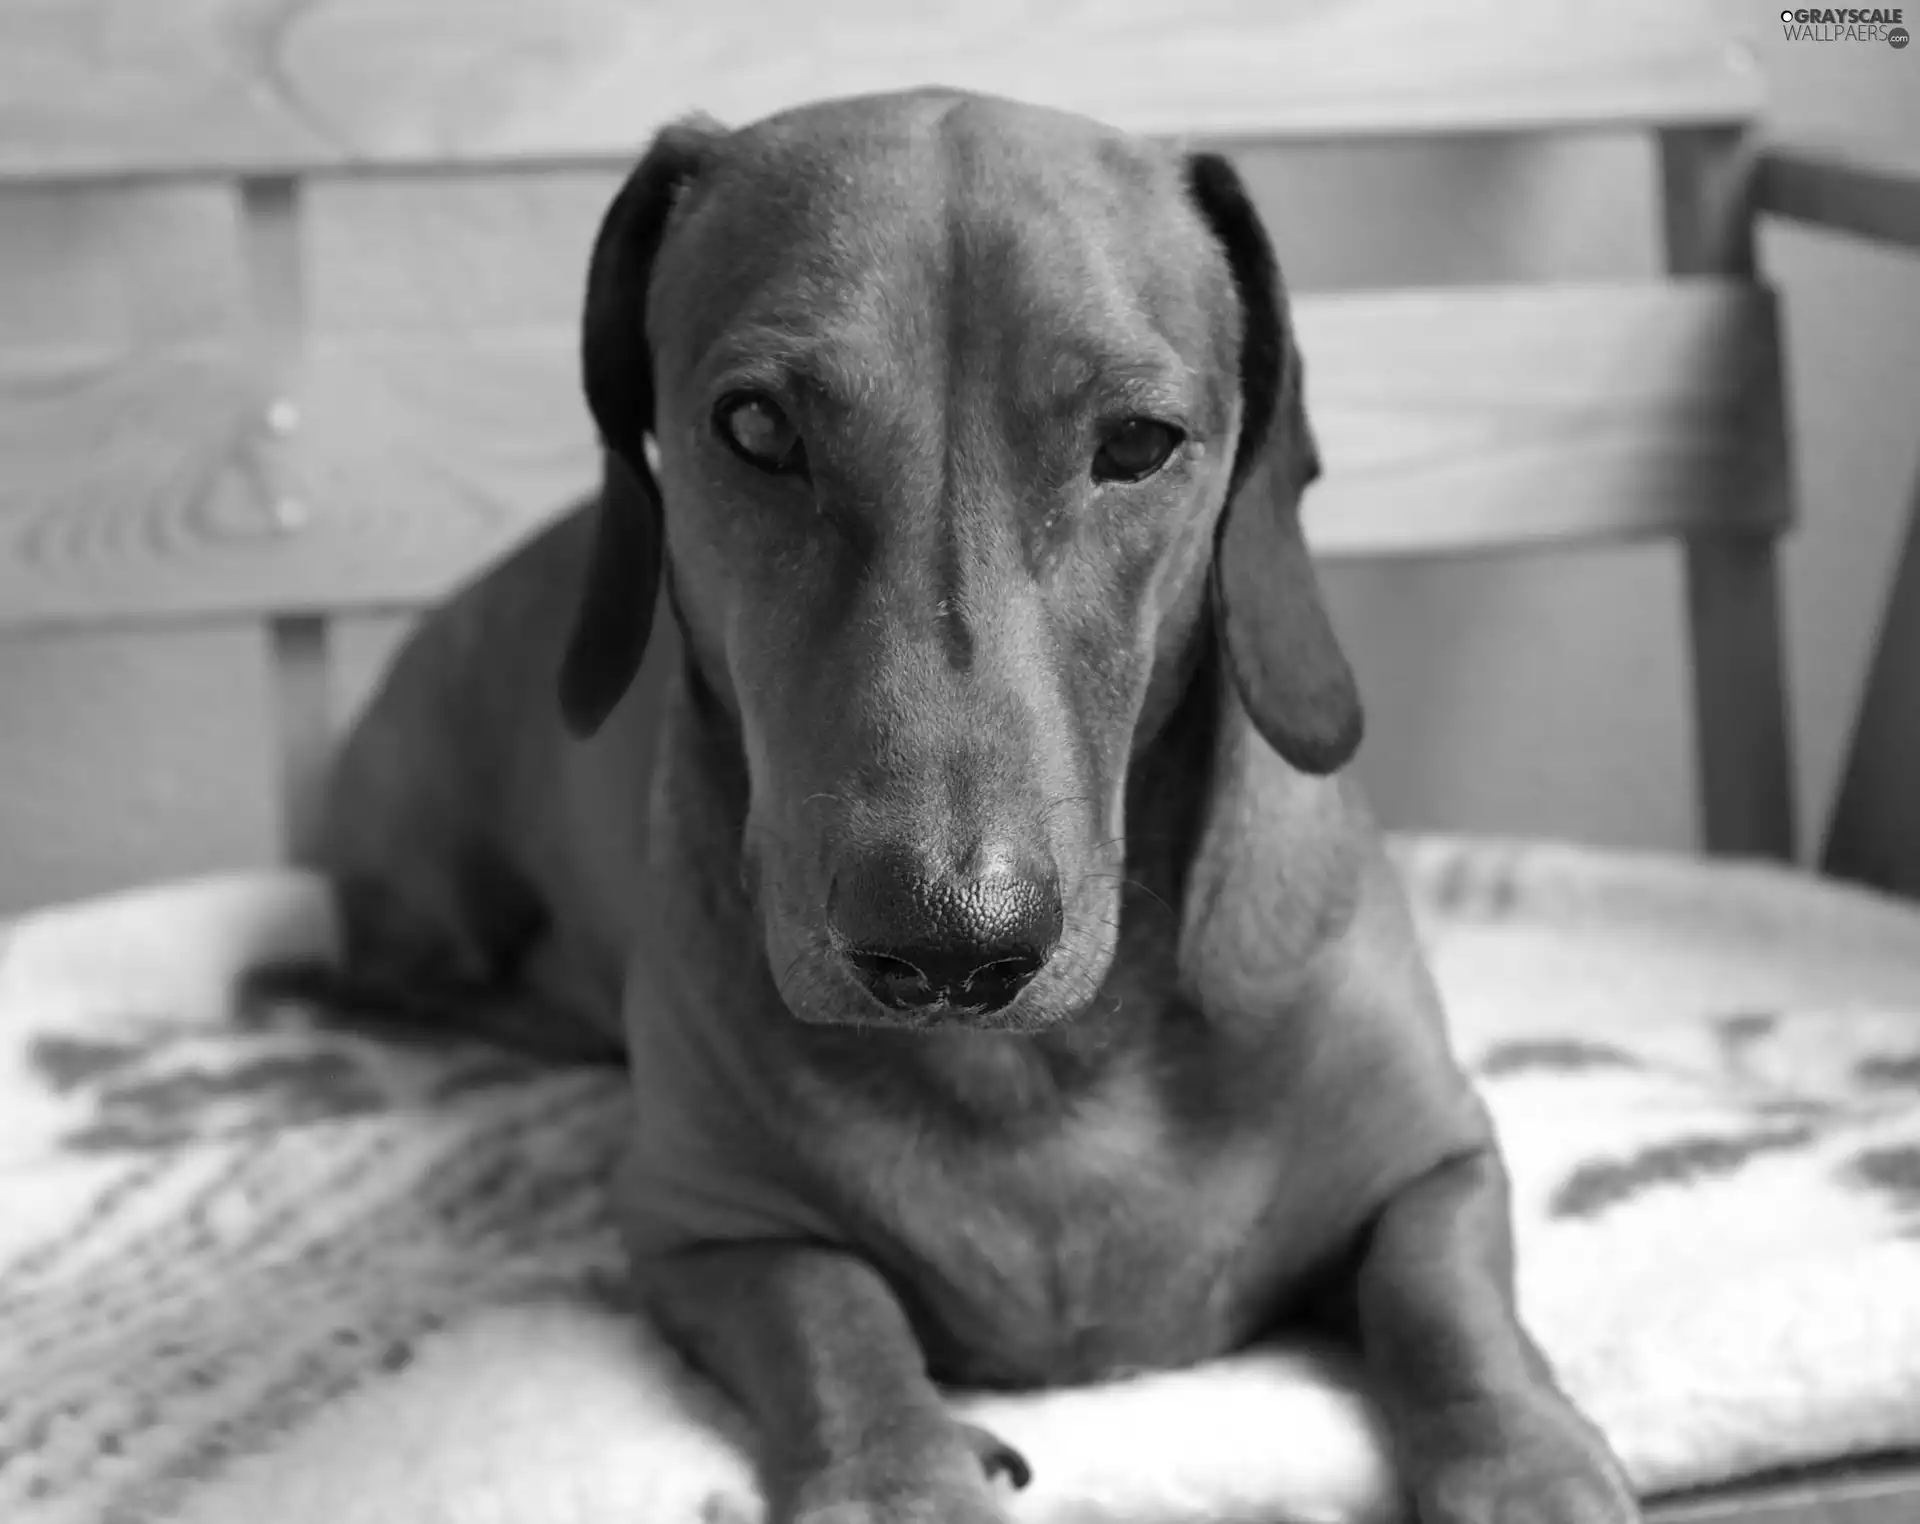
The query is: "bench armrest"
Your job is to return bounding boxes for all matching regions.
[1757,135,1920,252]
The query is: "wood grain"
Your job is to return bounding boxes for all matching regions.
[0,0,1762,185]
[0,282,1791,629]
[0,330,592,626]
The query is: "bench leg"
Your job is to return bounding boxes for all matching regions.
[1823,442,1920,896]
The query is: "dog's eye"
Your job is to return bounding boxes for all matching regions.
[1093,419,1183,484]
[717,394,808,476]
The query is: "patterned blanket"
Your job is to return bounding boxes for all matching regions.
[3,834,1920,1524]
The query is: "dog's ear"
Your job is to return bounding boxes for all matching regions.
[560,120,723,738]
[1185,152,1363,776]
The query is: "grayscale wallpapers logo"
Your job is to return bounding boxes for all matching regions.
[1780,7,1910,44]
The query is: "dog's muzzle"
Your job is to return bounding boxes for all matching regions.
[827,847,1063,1015]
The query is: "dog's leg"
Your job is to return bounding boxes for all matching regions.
[244,829,627,1063]
[638,1241,1025,1524]
[1354,1147,1639,1524]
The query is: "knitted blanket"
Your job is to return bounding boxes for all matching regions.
[4,834,1920,1524]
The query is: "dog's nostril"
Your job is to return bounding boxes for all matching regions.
[972,950,1044,994]
[842,941,1048,1014]
[960,950,1045,1010]
[828,850,1062,1015]
[848,950,925,983]
[845,950,938,1009]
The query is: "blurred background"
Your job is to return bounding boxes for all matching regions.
[0,4,1914,912]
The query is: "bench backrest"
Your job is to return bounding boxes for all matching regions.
[0,0,1796,864]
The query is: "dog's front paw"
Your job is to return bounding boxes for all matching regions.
[1404,1397,1640,1524]
[778,1426,1018,1524]
[957,1421,1031,1491]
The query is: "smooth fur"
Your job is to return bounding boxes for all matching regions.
[284,90,1640,1524]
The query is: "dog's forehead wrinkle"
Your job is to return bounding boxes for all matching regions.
[659,92,1235,725]
[936,203,1218,426]
[671,137,1214,450]
[659,160,936,373]
[1021,337,1198,424]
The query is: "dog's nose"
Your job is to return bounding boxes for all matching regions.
[829,849,1063,1014]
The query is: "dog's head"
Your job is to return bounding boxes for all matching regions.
[560,89,1360,1031]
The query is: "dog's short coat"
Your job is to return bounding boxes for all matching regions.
[291,89,1641,1524]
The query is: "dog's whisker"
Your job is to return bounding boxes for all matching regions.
[1077,871,1176,921]
[1039,793,1098,830]
[1121,877,1176,921]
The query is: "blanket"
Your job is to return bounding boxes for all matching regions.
[3,833,1920,1524]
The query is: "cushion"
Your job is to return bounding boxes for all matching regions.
[2,833,1918,1523]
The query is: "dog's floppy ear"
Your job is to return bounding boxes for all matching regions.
[1185,152,1363,776]
[559,120,723,738]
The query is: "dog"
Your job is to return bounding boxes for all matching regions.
[279,88,1640,1524]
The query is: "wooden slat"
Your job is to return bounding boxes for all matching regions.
[1759,136,1920,253]
[1300,281,1789,560]
[267,613,333,853]
[232,175,337,855]
[1823,442,1920,899]
[1680,540,1798,857]
[0,326,594,625]
[236,176,313,536]
[1659,125,1798,863]
[0,0,1761,186]
[0,624,281,914]
[0,282,1788,629]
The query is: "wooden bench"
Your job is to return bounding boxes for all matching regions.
[2,2,1918,1518]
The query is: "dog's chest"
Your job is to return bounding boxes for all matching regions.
[819,1057,1304,1388]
